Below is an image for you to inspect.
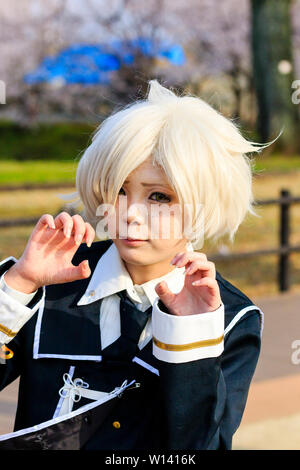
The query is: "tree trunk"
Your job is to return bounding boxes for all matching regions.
[251,0,300,153]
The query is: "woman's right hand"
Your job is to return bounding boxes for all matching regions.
[3,212,95,293]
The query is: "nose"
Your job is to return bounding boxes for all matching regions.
[122,202,148,240]
[117,195,149,239]
[126,203,145,225]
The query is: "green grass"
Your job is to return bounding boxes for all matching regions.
[0,119,300,174]
[253,153,300,173]
[0,153,300,187]
[0,160,77,185]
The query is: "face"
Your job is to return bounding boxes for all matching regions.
[109,157,189,284]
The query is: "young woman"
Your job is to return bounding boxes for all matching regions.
[0,80,266,450]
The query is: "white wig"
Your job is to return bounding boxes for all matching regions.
[61,79,271,249]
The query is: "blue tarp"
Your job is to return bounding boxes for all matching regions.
[24,37,185,85]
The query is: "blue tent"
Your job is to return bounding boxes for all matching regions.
[24,37,185,86]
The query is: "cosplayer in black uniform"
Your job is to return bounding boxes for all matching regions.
[0,80,266,450]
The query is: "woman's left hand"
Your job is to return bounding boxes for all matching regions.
[155,252,222,316]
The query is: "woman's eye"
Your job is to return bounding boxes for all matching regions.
[150,192,171,202]
[118,188,170,203]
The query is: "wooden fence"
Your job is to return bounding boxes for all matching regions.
[209,189,300,292]
[0,188,299,292]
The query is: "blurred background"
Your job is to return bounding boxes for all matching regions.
[0,0,300,450]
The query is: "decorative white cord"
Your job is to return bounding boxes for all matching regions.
[0,378,140,442]
[59,373,90,409]
[58,374,140,416]
[111,379,139,398]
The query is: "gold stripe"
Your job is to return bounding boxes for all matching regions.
[0,323,17,338]
[153,334,224,352]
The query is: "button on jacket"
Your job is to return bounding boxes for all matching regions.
[0,239,263,449]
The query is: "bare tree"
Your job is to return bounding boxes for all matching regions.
[2,0,299,134]
[0,0,255,123]
[0,0,91,123]
[81,0,183,105]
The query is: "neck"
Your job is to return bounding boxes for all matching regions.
[124,260,177,285]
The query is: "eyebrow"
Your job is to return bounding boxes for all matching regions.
[124,180,172,190]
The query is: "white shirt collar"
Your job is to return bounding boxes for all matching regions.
[77,241,194,307]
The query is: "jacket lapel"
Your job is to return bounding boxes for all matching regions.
[33,240,114,361]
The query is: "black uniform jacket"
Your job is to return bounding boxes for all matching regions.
[0,240,262,450]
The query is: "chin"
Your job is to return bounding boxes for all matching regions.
[119,245,153,265]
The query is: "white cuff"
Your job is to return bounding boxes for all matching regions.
[1,270,37,305]
[0,257,45,344]
[152,298,225,363]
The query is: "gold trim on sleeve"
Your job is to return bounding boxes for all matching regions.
[0,323,17,338]
[153,334,224,352]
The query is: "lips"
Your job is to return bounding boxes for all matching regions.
[127,238,147,241]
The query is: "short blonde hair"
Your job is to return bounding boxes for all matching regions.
[61,79,270,249]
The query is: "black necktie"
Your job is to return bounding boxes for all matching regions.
[101,289,152,361]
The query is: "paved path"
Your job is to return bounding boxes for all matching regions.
[0,378,19,435]
[233,291,300,449]
[1,291,300,448]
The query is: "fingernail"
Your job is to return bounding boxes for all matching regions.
[75,235,82,245]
